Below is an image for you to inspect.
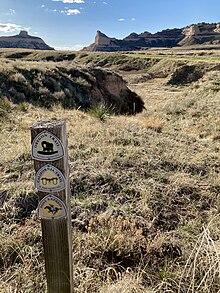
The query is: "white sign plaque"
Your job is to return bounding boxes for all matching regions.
[32,130,64,161]
[35,164,66,192]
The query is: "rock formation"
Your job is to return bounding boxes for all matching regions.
[179,23,220,46]
[84,31,123,52]
[82,22,220,52]
[0,31,54,50]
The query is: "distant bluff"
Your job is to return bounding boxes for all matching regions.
[0,31,54,50]
[82,22,220,52]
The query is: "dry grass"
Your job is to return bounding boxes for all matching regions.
[142,116,165,132]
[177,217,220,293]
[0,50,220,292]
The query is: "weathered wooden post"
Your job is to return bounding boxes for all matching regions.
[30,120,73,293]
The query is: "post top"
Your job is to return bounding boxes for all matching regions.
[30,120,66,130]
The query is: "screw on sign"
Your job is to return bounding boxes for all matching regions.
[30,120,72,293]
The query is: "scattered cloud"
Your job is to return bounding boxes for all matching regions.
[52,0,84,3]
[9,9,16,15]
[45,8,56,13]
[0,23,28,33]
[61,9,81,15]
[132,18,135,21]
[41,4,45,8]
[118,18,125,21]
[67,9,80,15]
[103,1,107,4]
[2,9,16,16]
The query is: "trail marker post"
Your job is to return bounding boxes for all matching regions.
[31,120,73,293]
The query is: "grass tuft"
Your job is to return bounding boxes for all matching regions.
[87,104,114,121]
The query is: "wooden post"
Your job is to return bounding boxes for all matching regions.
[30,120,73,293]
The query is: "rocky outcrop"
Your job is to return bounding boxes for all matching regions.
[89,69,144,114]
[0,31,54,50]
[83,31,123,52]
[82,22,220,52]
[82,29,184,52]
[179,23,220,46]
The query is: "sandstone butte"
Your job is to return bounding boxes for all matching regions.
[1,22,220,52]
[82,22,220,52]
[0,30,54,50]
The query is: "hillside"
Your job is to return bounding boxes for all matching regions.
[82,22,220,52]
[0,59,144,114]
[0,48,220,292]
[0,31,54,50]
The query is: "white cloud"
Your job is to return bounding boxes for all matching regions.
[9,9,16,15]
[66,9,80,15]
[118,18,125,21]
[41,4,45,7]
[0,23,28,33]
[103,1,107,4]
[2,9,16,16]
[132,18,135,21]
[52,0,84,3]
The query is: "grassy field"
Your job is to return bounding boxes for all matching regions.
[0,48,220,292]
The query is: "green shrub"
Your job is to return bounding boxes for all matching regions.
[87,104,114,121]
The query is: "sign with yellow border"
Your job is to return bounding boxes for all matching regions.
[35,164,65,192]
[37,195,67,220]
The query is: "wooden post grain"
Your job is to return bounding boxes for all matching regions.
[30,120,73,293]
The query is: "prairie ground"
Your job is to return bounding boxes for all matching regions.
[0,48,220,292]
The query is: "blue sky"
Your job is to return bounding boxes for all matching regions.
[0,0,219,50]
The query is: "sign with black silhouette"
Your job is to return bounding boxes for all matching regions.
[37,194,67,220]
[32,130,64,161]
[35,164,66,192]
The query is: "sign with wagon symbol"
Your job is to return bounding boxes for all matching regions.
[35,164,66,192]
[32,130,64,161]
